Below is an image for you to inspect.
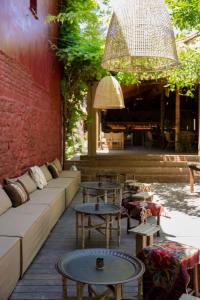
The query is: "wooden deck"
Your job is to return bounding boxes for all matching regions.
[9,182,200,299]
[9,191,148,300]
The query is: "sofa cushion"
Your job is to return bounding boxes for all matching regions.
[17,173,37,194]
[52,158,62,173]
[29,166,47,189]
[4,182,29,207]
[40,164,52,182]
[0,237,20,300]
[0,188,12,216]
[29,187,65,206]
[29,187,65,228]
[59,170,81,179]
[0,203,51,274]
[0,203,48,236]
[46,177,79,206]
[48,163,59,178]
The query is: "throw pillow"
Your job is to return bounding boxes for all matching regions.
[48,163,59,178]
[29,166,47,189]
[4,181,29,207]
[70,165,78,171]
[40,164,52,182]
[17,172,37,194]
[52,158,62,173]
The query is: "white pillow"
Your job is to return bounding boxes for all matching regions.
[70,165,78,171]
[29,166,47,189]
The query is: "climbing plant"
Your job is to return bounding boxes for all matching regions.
[47,0,109,158]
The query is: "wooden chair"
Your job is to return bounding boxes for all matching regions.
[145,131,153,148]
[98,132,108,150]
[165,131,175,150]
[111,132,124,149]
[104,132,113,149]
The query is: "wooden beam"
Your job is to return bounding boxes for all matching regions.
[87,82,98,156]
[175,87,181,152]
[198,84,200,155]
[160,90,165,133]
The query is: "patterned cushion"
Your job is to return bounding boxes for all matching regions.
[52,158,62,173]
[48,163,59,178]
[4,182,29,207]
[29,166,47,189]
[40,165,52,182]
[17,173,37,194]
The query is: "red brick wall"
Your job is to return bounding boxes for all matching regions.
[0,1,62,181]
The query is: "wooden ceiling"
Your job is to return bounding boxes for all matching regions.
[122,82,164,104]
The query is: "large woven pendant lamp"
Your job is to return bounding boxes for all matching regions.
[93,76,125,109]
[102,0,178,72]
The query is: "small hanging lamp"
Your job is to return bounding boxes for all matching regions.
[102,0,178,73]
[93,76,125,109]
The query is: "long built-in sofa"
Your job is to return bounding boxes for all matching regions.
[0,160,80,300]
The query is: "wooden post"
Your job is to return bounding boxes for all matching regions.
[87,82,98,156]
[175,87,181,152]
[198,84,200,155]
[97,111,101,150]
[160,90,165,133]
[62,98,65,167]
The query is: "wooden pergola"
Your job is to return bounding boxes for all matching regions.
[87,82,200,155]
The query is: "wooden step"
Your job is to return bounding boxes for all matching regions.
[64,154,200,183]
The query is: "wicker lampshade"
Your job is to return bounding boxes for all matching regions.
[102,0,178,72]
[93,76,125,109]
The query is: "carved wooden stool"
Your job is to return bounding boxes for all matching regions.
[129,223,160,255]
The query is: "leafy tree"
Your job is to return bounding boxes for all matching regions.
[165,0,200,31]
[164,0,200,93]
[165,47,200,96]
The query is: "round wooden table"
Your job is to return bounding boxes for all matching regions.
[74,203,121,248]
[56,248,145,300]
[96,171,129,184]
[80,181,122,203]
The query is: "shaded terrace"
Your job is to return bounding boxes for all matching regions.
[9,183,200,299]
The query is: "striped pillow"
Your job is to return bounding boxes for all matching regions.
[48,163,59,178]
[52,158,62,173]
[4,182,29,207]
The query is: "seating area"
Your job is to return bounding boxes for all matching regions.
[0,159,80,300]
[1,1,200,299]
[2,173,199,300]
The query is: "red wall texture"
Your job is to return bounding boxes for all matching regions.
[0,0,62,181]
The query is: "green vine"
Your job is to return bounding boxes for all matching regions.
[47,0,109,158]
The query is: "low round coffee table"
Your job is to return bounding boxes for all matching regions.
[74,203,121,248]
[80,181,122,203]
[56,248,145,300]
